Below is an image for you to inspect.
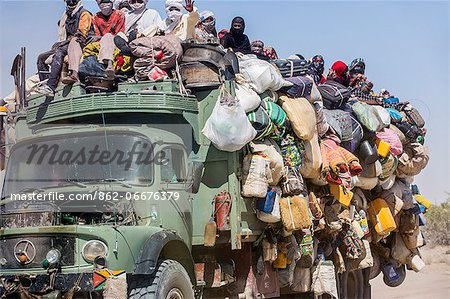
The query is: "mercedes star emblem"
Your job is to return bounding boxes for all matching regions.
[14,240,36,265]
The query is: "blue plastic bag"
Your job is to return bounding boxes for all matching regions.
[257,188,277,213]
[383,97,400,105]
[386,108,403,122]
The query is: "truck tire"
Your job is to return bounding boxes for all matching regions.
[339,269,365,299]
[129,259,194,299]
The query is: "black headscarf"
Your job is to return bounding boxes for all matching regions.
[220,16,251,53]
[230,16,245,36]
[308,55,325,84]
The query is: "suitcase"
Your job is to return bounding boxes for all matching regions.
[281,76,313,98]
[394,102,425,128]
[404,106,425,128]
[317,80,350,109]
[270,59,308,78]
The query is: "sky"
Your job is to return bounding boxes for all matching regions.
[0,0,449,203]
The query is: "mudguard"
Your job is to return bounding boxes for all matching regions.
[133,230,195,284]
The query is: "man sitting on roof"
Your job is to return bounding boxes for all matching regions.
[159,0,200,41]
[63,0,126,83]
[122,0,162,39]
[348,58,382,104]
[36,0,94,97]
[195,10,217,40]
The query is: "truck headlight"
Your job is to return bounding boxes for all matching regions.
[46,249,61,265]
[82,240,108,263]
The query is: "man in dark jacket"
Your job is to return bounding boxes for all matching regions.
[220,17,251,53]
[36,0,93,96]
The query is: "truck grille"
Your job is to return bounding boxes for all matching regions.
[0,236,75,269]
[0,212,56,229]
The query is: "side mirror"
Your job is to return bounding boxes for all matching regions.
[187,162,204,194]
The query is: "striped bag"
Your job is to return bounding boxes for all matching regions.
[247,105,275,140]
[261,99,289,138]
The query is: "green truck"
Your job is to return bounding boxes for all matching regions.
[0,53,370,298]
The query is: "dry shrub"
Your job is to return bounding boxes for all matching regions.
[422,198,450,245]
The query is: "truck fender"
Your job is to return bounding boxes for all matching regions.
[133,230,195,284]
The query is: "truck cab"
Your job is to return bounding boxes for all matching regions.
[0,77,269,298]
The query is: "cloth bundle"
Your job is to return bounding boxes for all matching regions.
[130,35,183,79]
[320,139,362,188]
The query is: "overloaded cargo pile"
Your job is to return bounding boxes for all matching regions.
[202,54,431,294]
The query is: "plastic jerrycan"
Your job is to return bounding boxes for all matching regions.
[414,194,432,210]
[329,184,353,207]
[368,198,397,235]
[376,139,391,158]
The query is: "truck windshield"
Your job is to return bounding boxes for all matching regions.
[2,131,154,198]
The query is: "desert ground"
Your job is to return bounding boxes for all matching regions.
[372,245,450,299]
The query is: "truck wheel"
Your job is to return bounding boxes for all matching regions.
[129,259,194,299]
[339,270,364,299]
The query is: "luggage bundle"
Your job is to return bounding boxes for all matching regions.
[201,52,431,292]
[270,58,309,78]
[130,35,184,81]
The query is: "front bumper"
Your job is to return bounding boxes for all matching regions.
[0,273,95,297]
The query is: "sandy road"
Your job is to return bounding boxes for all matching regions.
[371,246,450,299]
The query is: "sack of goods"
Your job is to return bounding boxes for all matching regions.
[280,196,311,232]
[323,109,353,142]
[351,101,384,132]
[198,52,431,290]
[130,35,183,79]
[318,80,350,109]
[247,105,276,140]
[251,139,285,185]
[242,154,272,198]
[257,187,282,223]
[234,80,261,112]
[202,93,256,152]
[279,96,317,141]
[261,99,290,139]
[281,76,313,98]
[238,54,292,93]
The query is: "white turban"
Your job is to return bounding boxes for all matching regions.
[165,0,183,10]
[200,10,214,22]
[164,0,183,33]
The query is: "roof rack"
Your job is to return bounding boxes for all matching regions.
[26,80,198,126]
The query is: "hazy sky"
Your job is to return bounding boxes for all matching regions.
[0,0,449,203]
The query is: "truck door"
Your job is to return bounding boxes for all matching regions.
[159,146,193,243]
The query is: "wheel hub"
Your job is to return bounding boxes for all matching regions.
[166,287,184,299]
